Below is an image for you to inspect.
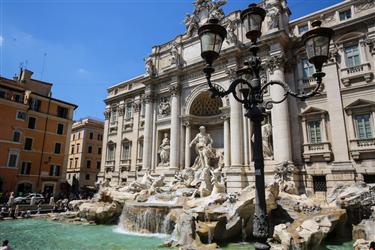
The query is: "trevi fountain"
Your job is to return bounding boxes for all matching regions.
[2,126,371,249]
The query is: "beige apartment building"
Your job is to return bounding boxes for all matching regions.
[98,0,375,196]
[66,118,104,192]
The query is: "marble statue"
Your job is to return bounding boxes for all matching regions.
[150,174,166,193]
[170,42,182,67]
[208,0,227,20]
[211,168,225,195]
[145,57,155,76]
[189,126,215,170]
[267,5,280,30]
[184,14,199,38]
[262,117,273,159]
[127,170,154,192]
[30,196,36,206]
[7,192,14,207]
[225,19,238,44]
[197,166,213,197]
[158,98,171,116]
[158,133,170,166]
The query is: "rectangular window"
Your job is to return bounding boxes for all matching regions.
[28,117,36,129]
[24,138,33,150]
[107,144,115,161]
[16,111,27,120]
[307,120,322,144]
[69,158,73,169]
[126,103,132,119]
[87,160,91,168]
[71,145,75,154]
[98,147,102,155]
[121,142,131,160]
[74,158,78,168]
[21,162,31,175]
[0,88,5,98]
[57,123,64,135]
[89,132,93,140]
[14,94,23,103]
[85,174,90,180]
[88,146,92,154]
[49,165,60,176]
[29,98,41,112]
[97,161,101,170]
[354,114,373,139]
[76,144,80,153]
[339,9,352,21]
[302,58,315,78]
[345,44,361,67]
[363,174,375,184]
[12,131,21,142]
[7,151,19,167]
[57,106,69,119]
[313,175,327,192]
[54,143,62,154]
[298,24,308,34]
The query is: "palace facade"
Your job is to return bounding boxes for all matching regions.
[98,0,375,195]
[0,68,77,195]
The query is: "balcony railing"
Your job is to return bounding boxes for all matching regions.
[341,63,373,86]
[350,138,375,160]
[120,159,131,172]
[303,141,332,162]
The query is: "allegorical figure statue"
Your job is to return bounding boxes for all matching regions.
[184,14,199,38]
[190,126,215,170]
[262,117,273,159]
[158,133,170,166]
[158,98,171,116]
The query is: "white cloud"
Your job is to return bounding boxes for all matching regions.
[77,68,87,74]
[0,36,4,47]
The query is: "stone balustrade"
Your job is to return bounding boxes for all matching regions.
[350,138,375,160]
[303,141,332,162]
[341,62,373,86]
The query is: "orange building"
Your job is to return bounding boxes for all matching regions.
[0,69,77,196]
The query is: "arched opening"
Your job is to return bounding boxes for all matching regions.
[189,91,223,116]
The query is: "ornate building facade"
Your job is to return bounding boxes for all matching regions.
[98,0,375,196]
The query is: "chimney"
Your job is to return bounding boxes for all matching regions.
[19,68,33,82]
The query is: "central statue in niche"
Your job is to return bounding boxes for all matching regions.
[189,126,216,170]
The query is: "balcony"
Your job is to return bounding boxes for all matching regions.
[303,142,332,162]
[105,160,115,172]
[123,118,134,132]
[341,63,373,86]
[350,138,375,160]
[120,159,131,172]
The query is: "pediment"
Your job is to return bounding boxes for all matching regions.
[345,99,375,111]
[300,106,328,116]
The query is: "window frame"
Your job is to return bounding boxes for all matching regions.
[57,123,64,135]
[16,111,27,121]
[12,130,22,143]
[24,137,33,151]
[28,116,37,129]
[344,43,361,68]
[20,162,32,175]
[307,120,322,144]
[302,58,315,79]
[54,143,62,154]
[7,150,19,168]
[353,113,374,139]
[339,9,352,21]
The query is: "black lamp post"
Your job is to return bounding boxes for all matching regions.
[198,3,333,250]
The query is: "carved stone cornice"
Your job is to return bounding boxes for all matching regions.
[264,55,286,74]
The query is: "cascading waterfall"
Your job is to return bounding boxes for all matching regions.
[117,202,176,236]
[204,210,213,244]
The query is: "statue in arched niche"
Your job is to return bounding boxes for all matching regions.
[158,133,170,166]
[189,126,216,170]
[262,115,273,159]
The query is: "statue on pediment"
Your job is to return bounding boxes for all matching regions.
[225,19,238,44]
[267,5,280,30]
[144,57,155,77]
[170,42,183,67]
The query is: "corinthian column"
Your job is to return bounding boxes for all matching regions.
[221,113,231,167]
[169,84,181,169]
[184,122,191,168]
[142,93,154,170]
[267,54,292,162]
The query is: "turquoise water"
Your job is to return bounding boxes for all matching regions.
[0,219,353,250]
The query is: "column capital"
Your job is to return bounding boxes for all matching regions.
[104,109,111,120]
[265,54,286,74]
[220,112,230,121]
[168,84,181,96]
[143,93,155,103]
[118,104,125,116]
[183,121,191,127]
[133,100,142,112]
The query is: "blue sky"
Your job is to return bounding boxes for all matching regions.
[0,0,342,120]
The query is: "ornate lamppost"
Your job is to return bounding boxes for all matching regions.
[198,3,334,250]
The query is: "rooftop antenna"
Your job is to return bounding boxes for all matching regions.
[41,53,47,80]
